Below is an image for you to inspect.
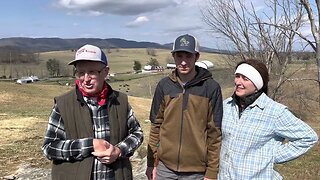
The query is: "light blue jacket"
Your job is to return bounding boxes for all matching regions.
[218,93,318,180]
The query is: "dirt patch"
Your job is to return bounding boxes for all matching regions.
[129,96,152,120]
[0,91,13,104]
[0,116,48,178]
[0,117,41,145]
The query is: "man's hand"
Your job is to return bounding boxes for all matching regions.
[92,139,121,164]
[93,139,110,152]
[204,178,216,180]
[146,166,157,180]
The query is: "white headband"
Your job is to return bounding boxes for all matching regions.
[235,63,263,90]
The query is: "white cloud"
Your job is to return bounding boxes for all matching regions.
[126,16,149,27]
[58,0,108,9]
[146,0,204,33]
[88,10,104,16]
[57,0,177,15]
[53,0,217,47]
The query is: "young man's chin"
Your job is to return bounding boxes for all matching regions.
[178,69,190,74]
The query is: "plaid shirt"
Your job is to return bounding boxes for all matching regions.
[42,96,143,180]
[219,93,318,180]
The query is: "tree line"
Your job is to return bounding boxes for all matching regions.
[0,46,40,64]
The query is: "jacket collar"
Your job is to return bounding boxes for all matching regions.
[230,91,267,111]
[169,66,212,87]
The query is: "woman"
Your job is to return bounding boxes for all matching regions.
[218,59,318,179]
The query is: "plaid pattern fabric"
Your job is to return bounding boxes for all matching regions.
[42,96,143,180]
[218,93,318,180]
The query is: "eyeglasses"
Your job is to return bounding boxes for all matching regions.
[75,66,106,79]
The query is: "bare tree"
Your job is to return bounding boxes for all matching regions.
[256,0,306,99]
[201,0,314,101]
[146,48,157,56]
[255,0,320,104]
[298,0,320,105]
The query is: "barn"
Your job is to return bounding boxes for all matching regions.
[16,76,39,84]
[195,60,214,69]
[166,60,214,69]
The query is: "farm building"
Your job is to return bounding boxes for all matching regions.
[143,65,152,71]
[166,60,214,69]
[142,65,164,73]
[195,60,214,69]
[166,63,176,69]
[16,76,39,84]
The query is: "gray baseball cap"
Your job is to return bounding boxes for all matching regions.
[171,34,200,54]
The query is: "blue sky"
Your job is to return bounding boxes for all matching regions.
[4,0,307,50]
[0,0,221,47]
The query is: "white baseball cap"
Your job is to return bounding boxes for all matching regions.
[68,44,108,65]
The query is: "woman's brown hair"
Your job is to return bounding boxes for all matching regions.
[236,59,269,95]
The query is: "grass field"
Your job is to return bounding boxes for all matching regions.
[0,76,319,179]
[0,48,319,179]
[0,48,230,80]
[32,48,229,78]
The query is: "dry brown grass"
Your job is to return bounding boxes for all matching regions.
[0,60,319,179]
[28,48,229,78]
[275,122,320,180]
[0,81,153,178]
[0,116,49,177]
[128,96,152,157]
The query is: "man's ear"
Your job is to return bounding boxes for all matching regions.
[104,66,110,76]
[195,53,200,61]
[105,66,110,72]
[103,66,110,80]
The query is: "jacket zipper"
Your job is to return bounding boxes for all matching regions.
[177,87,185,170]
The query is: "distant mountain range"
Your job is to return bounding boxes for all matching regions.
[0,37,229,54]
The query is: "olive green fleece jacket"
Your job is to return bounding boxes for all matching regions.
[147,67,223,179]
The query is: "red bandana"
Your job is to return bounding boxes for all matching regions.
[76,79,108,106]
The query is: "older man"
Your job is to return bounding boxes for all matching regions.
[42,44,143,180]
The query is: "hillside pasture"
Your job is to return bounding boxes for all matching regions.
[0,48,230,79]
[0,79,318,179]
[39,48,229,74]
[0,48,319,179]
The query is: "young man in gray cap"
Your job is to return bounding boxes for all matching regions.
[42,44,143,180]
[146,34,223,180]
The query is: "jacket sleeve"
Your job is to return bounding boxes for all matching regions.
[147,82,164,167]
[42,104,94,161]
[274,107,318,164]
[116,104,144,157]
[205,84,223,179]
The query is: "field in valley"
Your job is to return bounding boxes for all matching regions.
[0,48,319,179]
[0,48,229,79]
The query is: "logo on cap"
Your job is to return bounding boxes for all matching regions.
[76,48,97,57]
[179,37,190,47]
[68,44,108,65]
[172,34,199,54]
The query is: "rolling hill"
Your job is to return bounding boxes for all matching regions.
[0,37,228,54]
